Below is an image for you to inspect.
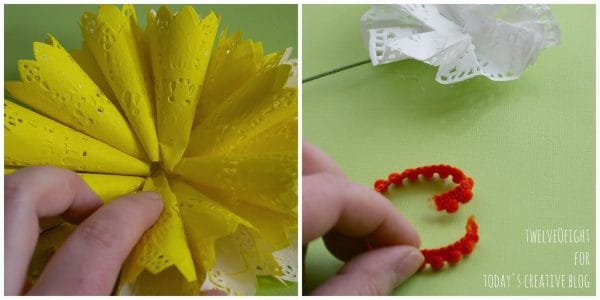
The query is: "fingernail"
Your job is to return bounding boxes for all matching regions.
[395,248,424,283]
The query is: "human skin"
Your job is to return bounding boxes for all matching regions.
[4,166,163,295]
[4,166,225,296]
[303,142,424,295]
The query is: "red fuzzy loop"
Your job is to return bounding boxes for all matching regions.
[428,255,445,271]
[447,250,462,264]
[419,216,479,271]
[374,179,390,193]
[373,165,479,271]
[388,172,403,185]
[445,199,459,213]
[374,164,474,214]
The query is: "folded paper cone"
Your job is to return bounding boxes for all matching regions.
[79,173,146,203]
[194,31,264,124]
[5,36,147,160]
[121,172,198,287]
[4,100,150,176]
[81,5,159,161]
[186,57,295,157]
[175,152,297,215]
[147,7,219,170]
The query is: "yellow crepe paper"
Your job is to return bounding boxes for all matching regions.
[6,4,297,295]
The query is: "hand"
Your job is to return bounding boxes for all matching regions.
[303,142,424,295]
[4,166,163,295]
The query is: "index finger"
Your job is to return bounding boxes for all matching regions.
[302,172,420,248]
[4,166,102,295]
[28,192,163,295]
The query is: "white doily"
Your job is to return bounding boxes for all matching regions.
[200,227,298,295]
[361,4,560,84]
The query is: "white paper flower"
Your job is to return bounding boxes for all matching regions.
[361,4,560,84]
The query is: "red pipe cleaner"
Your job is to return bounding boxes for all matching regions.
[373,164,479,271]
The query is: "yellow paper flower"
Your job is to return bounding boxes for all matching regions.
[5,4,297,296]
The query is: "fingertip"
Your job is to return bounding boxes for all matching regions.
[130,191,164,220]
[393,247,424,285]
[313,245,424,295]
[131,191,163,208]
[137,191,163,204]
[406,228,421,249]
[29,191,165,295]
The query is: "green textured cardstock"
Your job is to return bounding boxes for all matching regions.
[303,4,595,296]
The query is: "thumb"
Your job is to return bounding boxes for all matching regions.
[311,246,424,296]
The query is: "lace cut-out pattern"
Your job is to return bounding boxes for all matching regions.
[7,4,297,296]
[361,4,560,84]
[81,5,159,160]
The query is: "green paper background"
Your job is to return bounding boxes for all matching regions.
[4,4,297,80]
[4,4,297,296]
[303,5,595,296]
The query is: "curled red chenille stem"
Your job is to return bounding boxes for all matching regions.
[373,164,478,271]
[419,216,479,271]
[374,164,474,213]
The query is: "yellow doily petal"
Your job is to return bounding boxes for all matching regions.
[5,36,147,161]
[4,100,150,176]
[235,118,298,154]
[79,173,145,203]
[70,43,118,106]
[4,167,144,204]
[203,226,282,295]
[169,177,254,273]
[223,201,296,251]
[147,6,219,170]
[168,169,296,251]
[186,61,296,157]
[195,31,263,123]
[81,4,159,161]
[120,267,199,296]
[121,171,197,289]
[174,152,297,215]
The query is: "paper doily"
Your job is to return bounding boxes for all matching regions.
[361,4,560,84]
